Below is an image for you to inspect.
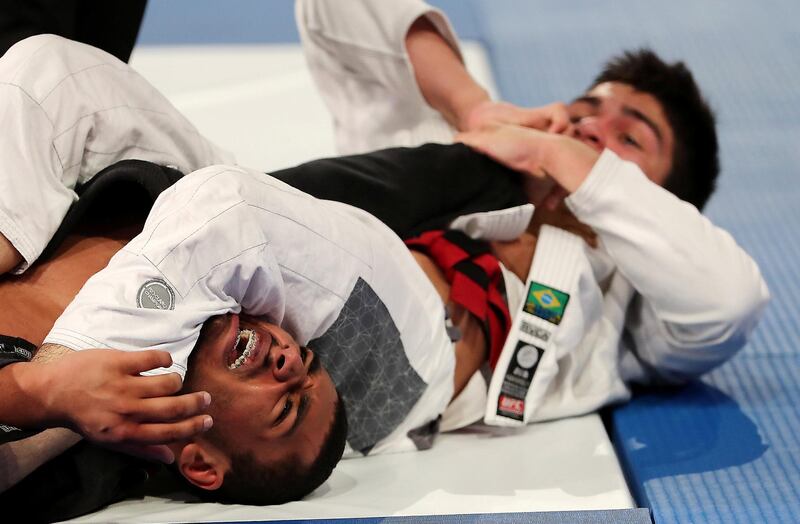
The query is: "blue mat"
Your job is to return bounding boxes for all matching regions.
[136,0,482,45]
[136,1,800,522]
[470,1,800,523]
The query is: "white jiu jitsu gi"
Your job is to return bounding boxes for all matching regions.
[0,34,234,273]
[296,0,771,427]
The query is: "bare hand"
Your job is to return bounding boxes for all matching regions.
[39,349,212,463]
[457,124,599,206]
[463,100,572,134]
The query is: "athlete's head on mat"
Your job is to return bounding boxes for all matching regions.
[567,48,718,209]
[170,313,347,505]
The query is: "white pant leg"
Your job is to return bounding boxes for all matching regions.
[296,0,462,154]
[0,35,233,273]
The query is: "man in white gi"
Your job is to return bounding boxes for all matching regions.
[293,0,770,426]
[0,0,769,510]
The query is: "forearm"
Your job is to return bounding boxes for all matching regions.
[0,344,73,429]
[0,428,80,493]
[568,151,769,336]
[406,16,488,130]
[271,144,526,238]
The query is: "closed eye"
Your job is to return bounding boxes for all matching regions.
[275,397,293,425]
[622,134,641,149]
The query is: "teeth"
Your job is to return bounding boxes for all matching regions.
[229,329,258,369]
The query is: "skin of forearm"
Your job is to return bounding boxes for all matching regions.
[0,344,72,428]
[406,16,489,131]
[0,345,82,493]
[0,233,23,275]
[541,134,598,193]
[0,428,80,493]
[411,252,488,398]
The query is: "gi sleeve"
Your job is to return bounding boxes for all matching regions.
[0,35,234,274]
[566,149,770,382]
[0,84,73,273]
[271,143,526,238]
[43,166,285,378]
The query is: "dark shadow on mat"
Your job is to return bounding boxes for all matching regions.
[607,380,768,504]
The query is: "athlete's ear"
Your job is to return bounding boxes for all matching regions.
[177,441,230,491]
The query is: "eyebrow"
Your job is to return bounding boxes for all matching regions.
[573,95,664,146]
[573,95,601,108]
[287,392,310,436]
[622,106,664,145]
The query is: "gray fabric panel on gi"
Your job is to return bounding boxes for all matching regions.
[310,278,427,453]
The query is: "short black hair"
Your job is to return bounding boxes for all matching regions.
[591,48,719,209]
[203,395,348,506]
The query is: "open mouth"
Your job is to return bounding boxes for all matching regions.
[228,328,260,370]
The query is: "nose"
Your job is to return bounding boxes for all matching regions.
[573,118,605,152]
[271,342,307,384]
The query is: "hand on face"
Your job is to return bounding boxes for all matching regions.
[457,123,599,199]
[457,99,602,245]
[37,349,213,463]
[460,99,582,205]
[463,100,572,135]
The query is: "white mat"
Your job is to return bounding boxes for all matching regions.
[68,415,632,523]
[129,42,497,172]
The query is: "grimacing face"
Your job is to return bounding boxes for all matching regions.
[183,313,338,484]
[567,81,675,185]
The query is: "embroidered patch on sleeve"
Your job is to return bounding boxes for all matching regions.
[137,279,175,310]
[522,281,570,325]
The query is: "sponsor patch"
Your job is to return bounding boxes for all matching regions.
[519,319,551,342]
[522,281,570,325]
[137,279,175,310]
[498,395,524,418]
[496,341,545,421]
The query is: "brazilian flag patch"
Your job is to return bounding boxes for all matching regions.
[522,281,570,325]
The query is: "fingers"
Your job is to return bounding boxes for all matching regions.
[128,391,212,423]
[545,103,571,134]
[121,349,173,374]
[122,415,214,445]
[458,125,548,177]
[129,372,184,397]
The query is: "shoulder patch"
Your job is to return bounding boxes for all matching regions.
[137,279,175,310]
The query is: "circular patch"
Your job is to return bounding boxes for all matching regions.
[137,279,175,310]
[516,344,540,369]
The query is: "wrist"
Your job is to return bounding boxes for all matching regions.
[542,135,599,193]
[453,88,491,131]
[5,361,59,427]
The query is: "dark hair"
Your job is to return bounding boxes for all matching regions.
[196,395,348,506]
[591,48,719,209]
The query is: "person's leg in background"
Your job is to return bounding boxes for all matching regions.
[296,0,464,155]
